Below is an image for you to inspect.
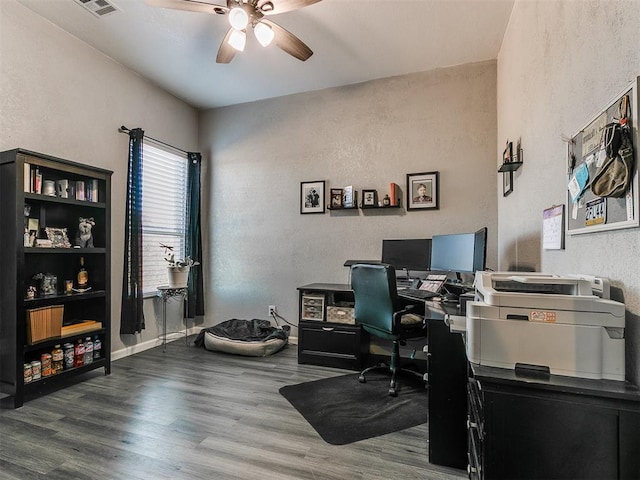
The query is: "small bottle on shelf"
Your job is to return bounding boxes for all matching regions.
[77,256,88,290]
[84,337,93,365]
[93,335,101,361]
[74,338,85,368]
[63,342,75,370]
[51,344,63,375]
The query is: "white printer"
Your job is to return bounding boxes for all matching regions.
[466,272,625,381]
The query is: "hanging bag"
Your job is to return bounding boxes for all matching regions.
[591,96,635,198]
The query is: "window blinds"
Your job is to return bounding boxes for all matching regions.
[141,142,188,294]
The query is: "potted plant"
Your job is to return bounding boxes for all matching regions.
[161,243,199,288]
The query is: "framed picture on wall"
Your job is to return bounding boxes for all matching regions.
[300,180,326,214]
[503,170,513,197]
[407,171,439,210]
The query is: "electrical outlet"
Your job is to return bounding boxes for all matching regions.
[268,305,277,317]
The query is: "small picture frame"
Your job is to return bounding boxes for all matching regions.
[503,141,513,164]
[503,170,513,197]
[362,189,377,207]
[45,227,71,248]
[330,188,343,208]
[300,180,326,214]
[407,171,439,210]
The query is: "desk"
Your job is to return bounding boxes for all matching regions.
[156,286,188,353]
[422,301,468,470]
[296,283,468,470]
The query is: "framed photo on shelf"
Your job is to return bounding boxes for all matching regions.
[407,171,439,210]
[45,227,71,248]
[503,170,513,197]
[300,180,326,214]
[503,141,513,164]
[330,188,343,208]
[362,189,377,207]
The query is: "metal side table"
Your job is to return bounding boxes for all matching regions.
[157,285,188,352]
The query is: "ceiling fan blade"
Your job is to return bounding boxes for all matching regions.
[216,28,238,63]
[145,0,229,15]
[258,0,321,15]
[262,19,312,61]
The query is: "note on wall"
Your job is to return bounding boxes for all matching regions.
[543,205,565,250]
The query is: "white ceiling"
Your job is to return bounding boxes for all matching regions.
[17,0,514,110]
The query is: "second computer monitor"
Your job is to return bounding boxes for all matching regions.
[381,238,431,273]
[430,228,488,274]
[430,232,476,273]
[473,227,488,272]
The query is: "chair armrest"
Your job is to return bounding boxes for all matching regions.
[392,304,417,329]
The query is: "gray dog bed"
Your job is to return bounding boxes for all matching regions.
[194,319,290,357]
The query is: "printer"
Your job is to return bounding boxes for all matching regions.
[466,272,625,381]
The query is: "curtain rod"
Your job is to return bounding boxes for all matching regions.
[118,125,189,155]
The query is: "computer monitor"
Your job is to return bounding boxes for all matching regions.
[473,227,488,272]
[381,238,431,275]
[430,232,476,274]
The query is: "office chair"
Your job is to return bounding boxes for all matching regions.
[351,263,427,396]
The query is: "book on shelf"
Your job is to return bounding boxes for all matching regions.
[23,163,31,193]
[389,183,398,206]
[76,180,85,201]
[34,169,42,195]
[89,179,98,202]
[343,186,357,208]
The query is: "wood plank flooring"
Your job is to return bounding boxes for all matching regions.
[0,339,467,480]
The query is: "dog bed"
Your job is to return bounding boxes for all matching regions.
[194,318,289,357]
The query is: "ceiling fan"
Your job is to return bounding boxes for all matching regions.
[146,0,321,63]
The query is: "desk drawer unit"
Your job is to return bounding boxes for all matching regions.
[298,321,366,370]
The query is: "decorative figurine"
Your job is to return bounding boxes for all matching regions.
[74,217,95,248]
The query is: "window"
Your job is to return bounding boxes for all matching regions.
[141,141,188,295]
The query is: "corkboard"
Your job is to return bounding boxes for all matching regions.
[567,78,639,235]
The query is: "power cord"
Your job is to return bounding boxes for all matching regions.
[270,310,297,329]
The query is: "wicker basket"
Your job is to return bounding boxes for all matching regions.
[26,305,63,345]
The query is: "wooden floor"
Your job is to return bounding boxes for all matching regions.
[0,338,467,480]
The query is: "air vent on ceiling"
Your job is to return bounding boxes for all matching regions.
[73,0,119,17]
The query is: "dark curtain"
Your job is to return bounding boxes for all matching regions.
[120,128,145,334]
[186,152,204,318]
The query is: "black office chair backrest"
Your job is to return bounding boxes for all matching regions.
[351,263,400,339]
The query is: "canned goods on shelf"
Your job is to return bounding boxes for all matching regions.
[31,360,41,380]
[41,353,52,377]
[63,343,74,370]
[24,363,33,384]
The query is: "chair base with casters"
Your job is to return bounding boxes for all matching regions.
[358,320,427,396]
[358,308,428,397]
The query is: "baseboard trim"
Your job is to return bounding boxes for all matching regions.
[111,328,297,361]
[111,327,202,361]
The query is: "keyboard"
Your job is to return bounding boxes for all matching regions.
[401,288,439,300]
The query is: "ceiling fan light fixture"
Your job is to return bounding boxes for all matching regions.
[228,29,246,51]
[254,22,274,47]
[228,7,249,30]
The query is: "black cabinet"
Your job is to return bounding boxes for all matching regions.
[297,283,368,370]
[468,365,640,479]
[0,148,112,408]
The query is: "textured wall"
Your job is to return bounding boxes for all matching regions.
[497,0,640,383]
[199,62,498,335]
[0,0,199,353]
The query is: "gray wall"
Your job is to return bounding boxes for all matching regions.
[199,62,498,337]
[0,0,199,355]
[497,0,640,383]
